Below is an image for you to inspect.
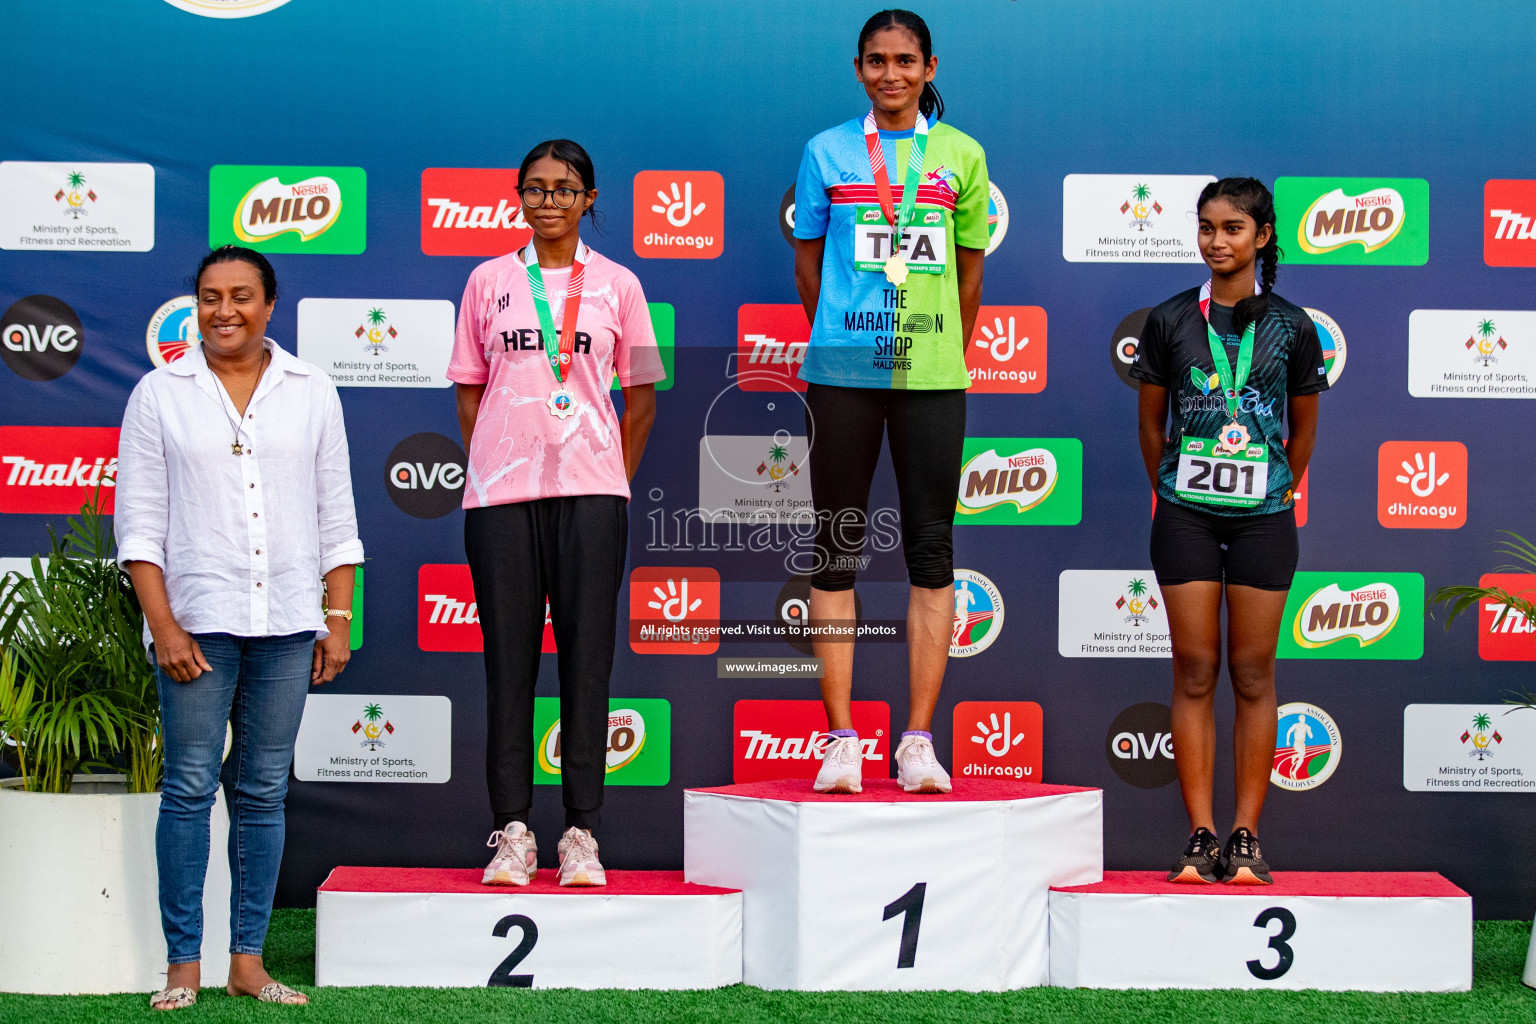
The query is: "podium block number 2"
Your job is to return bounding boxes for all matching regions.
[488,914,539,987]
[1246,906,1296,981]
[882,883,927,969]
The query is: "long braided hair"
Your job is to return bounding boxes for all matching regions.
[1198,177,1281,335]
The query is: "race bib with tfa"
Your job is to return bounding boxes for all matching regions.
[853,206,947,275]
[1174,437,1269,509]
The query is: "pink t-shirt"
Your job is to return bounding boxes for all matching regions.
[448,244,665,508]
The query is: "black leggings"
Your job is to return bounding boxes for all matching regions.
[804,382,966,591]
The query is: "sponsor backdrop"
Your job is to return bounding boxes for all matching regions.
[2,0,1535,917]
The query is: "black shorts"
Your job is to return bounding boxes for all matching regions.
[1149,498,1298,591]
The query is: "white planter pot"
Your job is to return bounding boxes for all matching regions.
[0,775,232,994]
[1525,910,1536,988]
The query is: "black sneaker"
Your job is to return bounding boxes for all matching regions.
[1167,827,1223,884]
[1222,827,1273,885]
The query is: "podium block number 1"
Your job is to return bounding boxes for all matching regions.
[1246,907,1296,981]
[882,883,928,969]
[488,914,539,987]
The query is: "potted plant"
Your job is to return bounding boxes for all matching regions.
[1429,530,1536,990]
[0,487,230,995]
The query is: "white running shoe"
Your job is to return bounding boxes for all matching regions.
[895,734,953,794]
[482,822,538,886]
[557,827,607,887]
[813,735,864,794]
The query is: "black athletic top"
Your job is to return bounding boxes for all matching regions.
[1131,287,1329,517]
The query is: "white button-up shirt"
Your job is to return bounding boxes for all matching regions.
[115,339,363,643]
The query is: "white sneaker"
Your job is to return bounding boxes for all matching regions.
[813,735,864,794]
[895,734,952,794]
[557,826,607,886]
[482,822,537,885]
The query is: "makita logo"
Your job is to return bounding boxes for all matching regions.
[958,447,1059,513]
[1485,181,1536,267]
[422,592,478,625]
[738,730,880,761]
[0,426,119,513]
[417,563,483,652]
[1475,573,1536,661]
[1489,208,1536,241]
[1294,582,1401,648]
[420,168,533,257]
[744,335,806,366]
[425,198,526,231]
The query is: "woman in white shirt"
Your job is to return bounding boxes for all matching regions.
[116,246,363,1010]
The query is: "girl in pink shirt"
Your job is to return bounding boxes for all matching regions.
[449,139,663,888]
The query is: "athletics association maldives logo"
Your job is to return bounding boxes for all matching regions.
[950,569,1003,657]
[1305,308,1348,387]
[1272,702,1341,791]
[1279,571,1424,660]
[209,165,366,254]
[986,181,1009,255]
[965,306,1047,393]
[161,0,292,16]
[146,297,201,367]
[352,703,394,752]
[1461,712,1503,761]
[633,171,723,259]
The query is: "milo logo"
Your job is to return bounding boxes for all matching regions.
[1299,187,1404,254]
[958,446,1058,514]
[1278,571,1424,660]
[953,437,1083,526]
[1275,177,1428,266]
[530,697,671,786]
[539,708,648,774]
[209,165,367,254]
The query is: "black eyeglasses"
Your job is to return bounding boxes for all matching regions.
[520,186,591,209]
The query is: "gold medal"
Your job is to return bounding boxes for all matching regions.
[883,254,909,286]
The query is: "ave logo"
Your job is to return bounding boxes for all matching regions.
[1377,441,1467,529]
[1105,702,1177,788]
[965,306,1047,393]
[951,701,1041,781]
[628,566,721,654]
[633,171,723,259]
[420,168,532,256]
[736,304,809,393]
[385,433,465,519]
[1279,571,1424,660]
[733,699,889,783]
[2,295,83,381]
[1484,180,1536,266]
[1476,574,1536,661]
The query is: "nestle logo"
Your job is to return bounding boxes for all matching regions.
[420,168,532,257]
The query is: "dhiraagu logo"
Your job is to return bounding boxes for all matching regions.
[1279,571,1424,660]
[533,697,670,786]
[954,438,1082,525]
[209,165,366,254]
[1275,177,1428,265]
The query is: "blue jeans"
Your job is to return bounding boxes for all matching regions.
[154,631,315,962]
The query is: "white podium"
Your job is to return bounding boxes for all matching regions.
[1049,871,1472,992]
[315,867,742,989]
[684,778,1102,991]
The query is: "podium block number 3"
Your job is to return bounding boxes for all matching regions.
[1247,907,1296,981]
[488,914,539,987]
[882,883,927,969]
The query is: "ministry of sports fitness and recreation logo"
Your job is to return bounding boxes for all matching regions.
[950,569,1003,658]
[1408,309,1536,399]
[1274,176,1429,265]
[1062,173,1213,263]
[732,699,889,784]
[1105,702,1177,788]
[757,437,802,493]
[2,295,83,382]
[1376,441,1467,529]
[954,438,1083,525]
[209,165,366,254]
[0,161,156,252]
[1484,179,1536,267]
[1058,570,1171,658]
[1272,702,1341,791]
[0,426,119,514]
[385,433,465,519]
[1120,182,1163,232]
[952,701,1040,781]
[1116,577,1159,626]
[1278,571,1424,660]
[420,168,532,256]
[1460,712,1504,761]
[161,0,292,16]
[965,306,1046,393]
[297,298,455,388]
[633,171,723,259]
[1403,703,1536,793]
[534,698,671,786]
[146,297,201,367]
[351,702,394,752]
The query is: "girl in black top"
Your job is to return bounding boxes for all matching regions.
[1131,178,1328,884]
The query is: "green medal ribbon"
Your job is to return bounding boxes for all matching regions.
[523,242,587,386]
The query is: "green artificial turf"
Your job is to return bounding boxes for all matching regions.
[0,911,1530,1023]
